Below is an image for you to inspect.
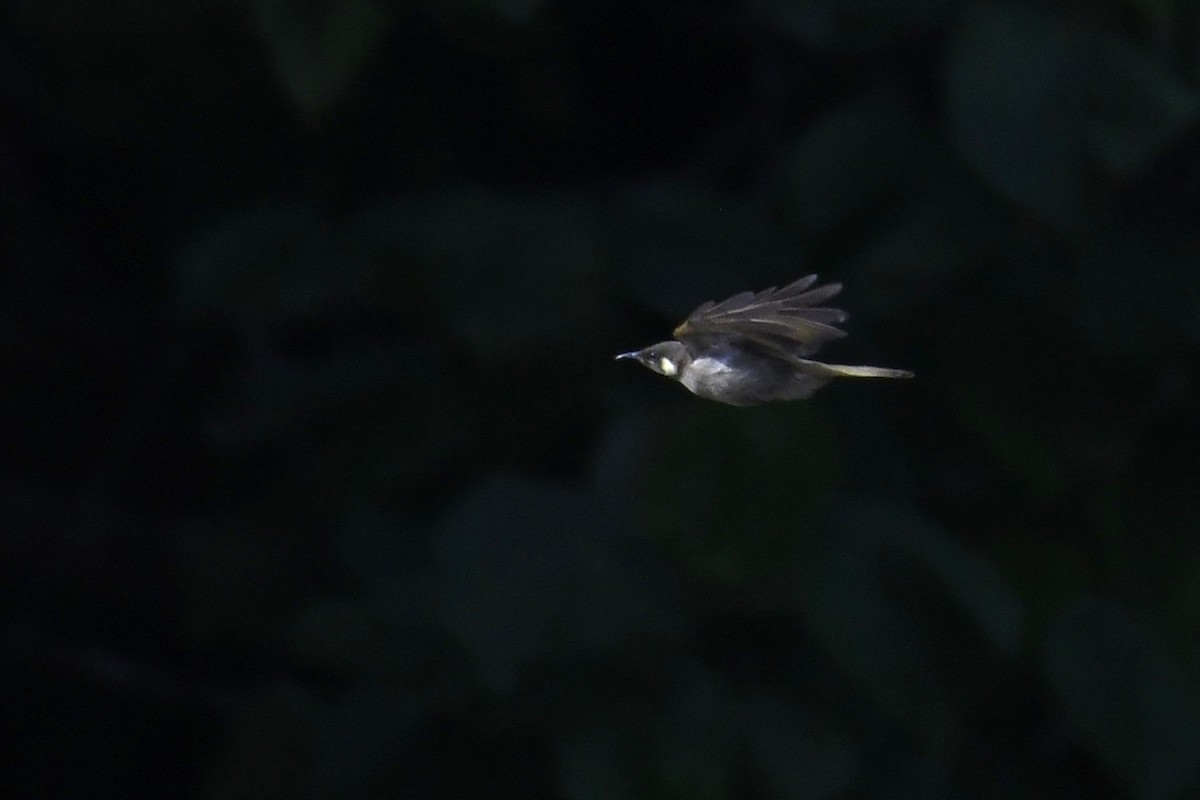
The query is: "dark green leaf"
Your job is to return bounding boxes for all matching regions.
[842,179,1005,314]
[476,0,545,25]
[946,3,1089,232]
[249,0,393,122]
[753,0,960,50]
[372,188,603,359]
[634,402,845,586]
[558,725,640,800]
[1044,597,1200,800]
[738,694,859,800]
[798,499,1022,737]
[781,90,934,244]
[201,684,322,799]
[605,183,796,319]
[309,685,422,797]
[1073,222,1200,355]
[432,474,681,692]
[174,202,361,327]
[1084,34,1199,181]
[651,664,738,799]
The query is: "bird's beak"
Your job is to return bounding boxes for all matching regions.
[614,351,638,361]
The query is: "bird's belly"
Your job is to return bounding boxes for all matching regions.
[680,357,761,406]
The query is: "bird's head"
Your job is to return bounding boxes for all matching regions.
[615,341,692,379]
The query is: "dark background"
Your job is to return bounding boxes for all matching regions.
[3,0,1200,797]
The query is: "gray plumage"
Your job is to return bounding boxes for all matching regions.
[616,275,912,405]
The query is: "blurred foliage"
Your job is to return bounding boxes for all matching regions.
[3,0,1200,798]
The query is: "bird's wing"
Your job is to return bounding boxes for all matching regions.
[673,275,849,357]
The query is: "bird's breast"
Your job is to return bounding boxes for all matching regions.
[679,356,754,403]
[680,356,733,385]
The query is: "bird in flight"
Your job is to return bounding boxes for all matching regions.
[616,275,912,405]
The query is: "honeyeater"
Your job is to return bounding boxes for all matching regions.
[616,275,912,405]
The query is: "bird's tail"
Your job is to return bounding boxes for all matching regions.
[795,359,914,379]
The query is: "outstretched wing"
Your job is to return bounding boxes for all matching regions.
[673,275,849,357]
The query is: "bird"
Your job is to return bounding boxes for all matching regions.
[616,275,912,405]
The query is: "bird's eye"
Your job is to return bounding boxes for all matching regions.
[659,357,677,376]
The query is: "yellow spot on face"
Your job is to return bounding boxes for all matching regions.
[659,357,677,376]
